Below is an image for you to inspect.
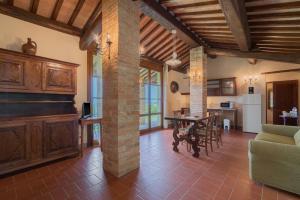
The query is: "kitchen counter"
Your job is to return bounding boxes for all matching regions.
[207,107,238,129]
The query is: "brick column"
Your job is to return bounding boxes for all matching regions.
[189,46,207,117]
[102,0,140,177]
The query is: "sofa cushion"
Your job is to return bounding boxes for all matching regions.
[255,132,295,145]
[294,130,300,146]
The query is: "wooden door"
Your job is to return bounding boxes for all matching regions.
[43,117,79,158]
[0,122,30,172]
[273,80,298,125]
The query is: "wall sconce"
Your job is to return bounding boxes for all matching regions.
[187,68,202,82]
[244,75,259,94]
[94,33,112,59]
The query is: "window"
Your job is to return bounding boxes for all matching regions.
[139,67,162,131]
[90,52,103,142]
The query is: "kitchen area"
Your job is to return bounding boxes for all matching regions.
[167,70,262,133]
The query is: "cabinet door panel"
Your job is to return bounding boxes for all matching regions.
[25,61,43,91]
[0,58,26,90]
[29,122,43,160]
[44,118,78,158]
[43,63,76,94]
[0,123,29,170]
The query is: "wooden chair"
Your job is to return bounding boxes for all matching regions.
[173,110,191,152]
[213,112,223,147]
[197,116,214,156]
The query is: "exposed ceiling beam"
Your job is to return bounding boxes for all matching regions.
[139,0,208,48]
[206,48,300,64]
[68,0,85,25]
[31,0,40,14]
[51,0,64,20]
[218,0,251,51]
[80,14,102,50]
[0,2,81,36]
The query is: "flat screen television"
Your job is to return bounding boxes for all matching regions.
[82,102,91,118]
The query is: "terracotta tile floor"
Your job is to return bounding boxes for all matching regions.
[0,129,299,200]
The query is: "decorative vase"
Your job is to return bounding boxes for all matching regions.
[22,38,37,55]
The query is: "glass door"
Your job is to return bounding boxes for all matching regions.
[139,67,162,131]
[91,53,102,143]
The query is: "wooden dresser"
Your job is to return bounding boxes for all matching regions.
[0,48,80,175]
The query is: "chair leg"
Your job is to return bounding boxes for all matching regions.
[209,132,213,152]
[205,139,209,156]
[219,131,223,145]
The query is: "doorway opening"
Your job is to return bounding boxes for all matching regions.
[266,80,298,126]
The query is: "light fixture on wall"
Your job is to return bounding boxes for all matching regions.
[94,33,112,59]
[165,30,181,68]
[244,75,259,94]
[186,68,202,82]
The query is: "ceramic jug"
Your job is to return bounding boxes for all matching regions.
[22,38,37,55]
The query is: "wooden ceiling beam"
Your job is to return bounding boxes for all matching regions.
[68,0,85,25]
[206,48,300,64]
[6,0,13,6]
[139,0,207,47]
[31,0,40,14]
[167,0,219,10]
[51,0,64,20]
[247,11,300,20]
[82,1,101,32]
[218,0,251,51]
[79,13,102,50]
[0,2,81,36]
[175,9,222,16]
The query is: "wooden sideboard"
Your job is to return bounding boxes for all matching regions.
[0,48,79,175]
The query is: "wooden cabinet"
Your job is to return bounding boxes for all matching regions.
[207,77,237,96]
[0,48,78,94]
[0,115,79,175]
[0,48,79,175]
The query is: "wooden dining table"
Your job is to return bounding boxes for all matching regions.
[165,115,207,158]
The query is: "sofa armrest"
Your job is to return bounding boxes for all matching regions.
[262,124,300,137]
[249,139,300,165]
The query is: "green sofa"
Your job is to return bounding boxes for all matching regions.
[248,124,300,195]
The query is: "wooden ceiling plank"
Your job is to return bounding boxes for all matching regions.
[151,39,181,59]
[159,42,187,61]
[0,2,81,36]
[167,0,219,10]
[140,0,207,47]
[218,0,251,51]
[248,11,300,20]
[206,48,300,64]
[51,0,64,20]
[140,18,154,33]
[246,2,300,13]
[175,9,222,16]
[68,0,85,25]
[31,0,40,13]
[141,23,160,44]
[146,34,173,56]
[82,1,101,33]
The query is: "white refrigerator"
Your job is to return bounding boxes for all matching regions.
[242,94,262,133]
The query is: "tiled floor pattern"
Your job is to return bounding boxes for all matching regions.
[0,130,299,200]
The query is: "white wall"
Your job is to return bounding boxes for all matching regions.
[0,14,87,111]
[167,70,190,115]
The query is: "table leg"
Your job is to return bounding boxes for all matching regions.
[187,125,200,158]
[80,125,84,157]
[172,121,180,152]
